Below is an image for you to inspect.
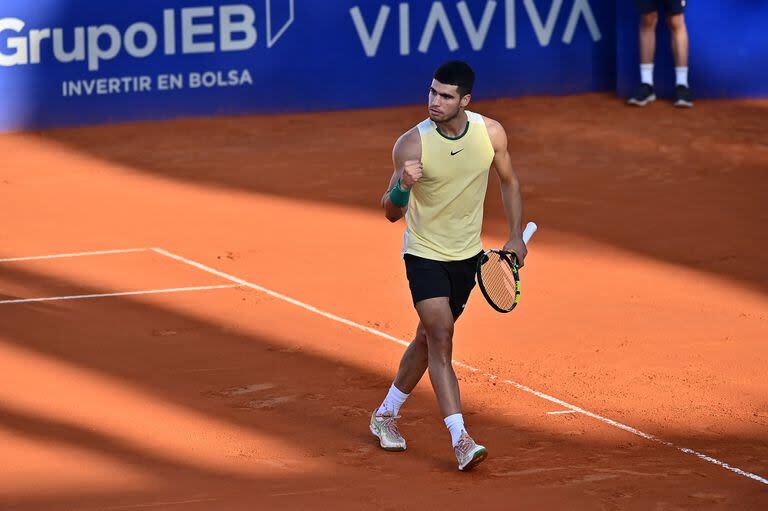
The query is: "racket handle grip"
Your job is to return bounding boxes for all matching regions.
[522,222,537,244]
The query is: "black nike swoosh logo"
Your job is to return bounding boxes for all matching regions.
[450,149,464,156]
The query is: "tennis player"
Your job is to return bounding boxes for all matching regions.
[370,61,527,471]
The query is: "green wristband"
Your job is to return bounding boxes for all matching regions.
[389,180,410,207]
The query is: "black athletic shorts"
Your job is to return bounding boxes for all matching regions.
[403,251,483,318]
[636,0,687,15]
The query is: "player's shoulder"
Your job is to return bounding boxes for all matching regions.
[398,126,421,143]
[479,114,504,136]
[394,126,421,151]
[478,114,507,149]
[393,126,422,161]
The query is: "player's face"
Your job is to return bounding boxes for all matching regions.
[428,80,467,123]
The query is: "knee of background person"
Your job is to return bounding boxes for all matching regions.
[640,11,658,30]
[666,13,686,33]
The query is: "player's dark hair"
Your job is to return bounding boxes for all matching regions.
[433,61,475,97]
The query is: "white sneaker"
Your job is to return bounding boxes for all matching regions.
[454,431,487,471]
[370,410,406,451]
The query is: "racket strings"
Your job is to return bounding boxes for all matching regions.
[479,252,518,310]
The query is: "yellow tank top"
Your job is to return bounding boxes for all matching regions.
[403,110,495,261]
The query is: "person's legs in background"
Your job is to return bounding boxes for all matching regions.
[668,12,694,107]
[640,11,659,85]
[628,7,659,106]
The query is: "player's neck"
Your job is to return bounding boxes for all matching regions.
[435,110,468,138]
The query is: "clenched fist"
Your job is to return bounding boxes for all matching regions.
[399,160,423,190]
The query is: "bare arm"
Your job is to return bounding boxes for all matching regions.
[381,128,422,223]
[486,117,528,265]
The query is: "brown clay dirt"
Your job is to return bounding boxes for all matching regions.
[0,94,766,509]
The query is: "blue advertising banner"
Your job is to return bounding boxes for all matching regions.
[0,1,615,131]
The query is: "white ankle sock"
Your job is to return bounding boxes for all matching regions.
[444,413,465,447]
[675,66,689,87]
[377,384,409,416]
[640,63,654,86]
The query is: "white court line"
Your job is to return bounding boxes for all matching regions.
[547,410,578,415]
[0,284,238,304]
[151,247,768,486]
[0,248,148,263]
[503,379,768,485]
[151,248,411,348]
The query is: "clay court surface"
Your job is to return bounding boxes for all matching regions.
[1,94,766,509]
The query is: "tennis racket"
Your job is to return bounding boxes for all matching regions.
[476,222,537,313]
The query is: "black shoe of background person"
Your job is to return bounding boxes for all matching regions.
[674,85,694,108]
[627,83,656,107]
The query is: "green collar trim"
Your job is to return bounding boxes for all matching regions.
[436,121,470,141]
